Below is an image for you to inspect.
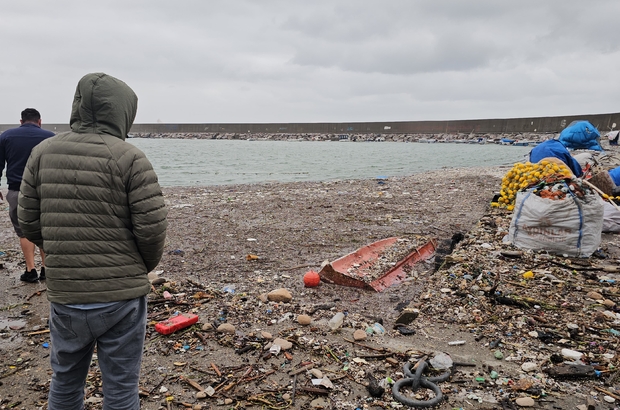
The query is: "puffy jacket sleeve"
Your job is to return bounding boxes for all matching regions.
[126,151,168,272]
[17,148,44,248]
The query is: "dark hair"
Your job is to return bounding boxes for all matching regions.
[21,108,41,122]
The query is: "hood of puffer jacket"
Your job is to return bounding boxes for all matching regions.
[70,72,138,140]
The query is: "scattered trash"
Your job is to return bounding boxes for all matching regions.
[327,312,344,331]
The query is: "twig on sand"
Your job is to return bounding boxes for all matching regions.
[26,288,47,301]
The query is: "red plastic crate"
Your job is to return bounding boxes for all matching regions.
[155,313,199,335]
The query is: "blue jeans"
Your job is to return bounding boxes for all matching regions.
[48,296,147,410]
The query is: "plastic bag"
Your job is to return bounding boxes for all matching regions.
[603,201,620,233]
[508,191,604,257]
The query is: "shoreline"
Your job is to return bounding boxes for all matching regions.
[130,131,556,144]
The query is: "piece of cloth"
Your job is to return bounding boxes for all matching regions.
[47,296,147,410]
[0,122,54,190]
[529,139,584,177]
[18,72,168,304]
[6,190,23,237]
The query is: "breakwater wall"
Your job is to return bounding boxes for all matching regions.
[3,112,620,135]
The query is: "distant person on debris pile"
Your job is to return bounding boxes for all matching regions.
[0,108,54,283]
[18,73,168,410]
[529,138,583,177]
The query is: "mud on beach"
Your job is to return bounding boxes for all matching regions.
[1,166,620,409]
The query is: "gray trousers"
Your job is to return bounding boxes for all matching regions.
[48,296,147,410]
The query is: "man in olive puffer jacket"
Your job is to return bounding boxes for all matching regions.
[18,73,168,410]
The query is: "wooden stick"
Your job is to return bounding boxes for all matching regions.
[27,329,50,336]
[289,363,314,376]
[211,362,221,377]
[26,288,47,301]
[179,376,204,392]
[593,385,620,400]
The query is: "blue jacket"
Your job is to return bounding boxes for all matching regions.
[0,123,55,190]
[529,139,583,177]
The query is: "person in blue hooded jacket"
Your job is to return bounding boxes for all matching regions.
[529,139,583,177]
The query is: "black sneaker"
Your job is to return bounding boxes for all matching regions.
[39,267,46,281]
[20,269,39,283]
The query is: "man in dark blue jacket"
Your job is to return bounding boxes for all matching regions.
[0,108,54,282]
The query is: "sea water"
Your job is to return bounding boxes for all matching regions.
[127,139,532,187]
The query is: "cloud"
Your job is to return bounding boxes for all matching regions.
[1,0,619,124]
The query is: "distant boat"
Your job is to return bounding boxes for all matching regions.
[500,138,515,145]
[513,140,533,146]
[418,138,437,143]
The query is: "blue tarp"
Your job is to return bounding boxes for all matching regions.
[558,120,602,151]
[529,139,583,177]
[609,167,620,186]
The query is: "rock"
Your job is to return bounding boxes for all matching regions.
[604,395,616,403]
[309,368,323,378]
[521,362,537,372]
[353,329,367,341]
[217,323,236,334]
[515,397,535,407]
[603,299,616,308]
[273,337,293,350]
[258,293,269,303]
[201,323,213,331]
[297,314,312,325]
[394,307,420,325]
[224,398,233,405]
[282,393,291,401]
[586,291,603,300]
[193,405,202,410]
[260,331,273,340]
[267,288,292,303]
[310,397,330,408]
[151,277,166,286]
[196,391,207,399]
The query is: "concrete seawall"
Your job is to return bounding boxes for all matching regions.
[2,112,619,135]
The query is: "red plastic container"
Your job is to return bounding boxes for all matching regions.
[155,313,199,335]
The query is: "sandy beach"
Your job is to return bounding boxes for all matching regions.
[1,165,619,409]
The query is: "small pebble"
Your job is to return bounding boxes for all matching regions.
[515,397,535,407]
[216,323,235,334]
[521,362,537,373]
[353,329,367,341]
[297,314,312,325]
[267,288,293,303]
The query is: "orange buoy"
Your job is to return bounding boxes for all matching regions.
[303,270,321,287]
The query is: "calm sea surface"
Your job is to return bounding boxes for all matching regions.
[127,138,532,187]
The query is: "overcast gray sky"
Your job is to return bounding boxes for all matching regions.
[1,1,619,125]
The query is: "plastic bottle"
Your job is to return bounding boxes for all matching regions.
[328,312,345,330]
[372,323,385,336]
